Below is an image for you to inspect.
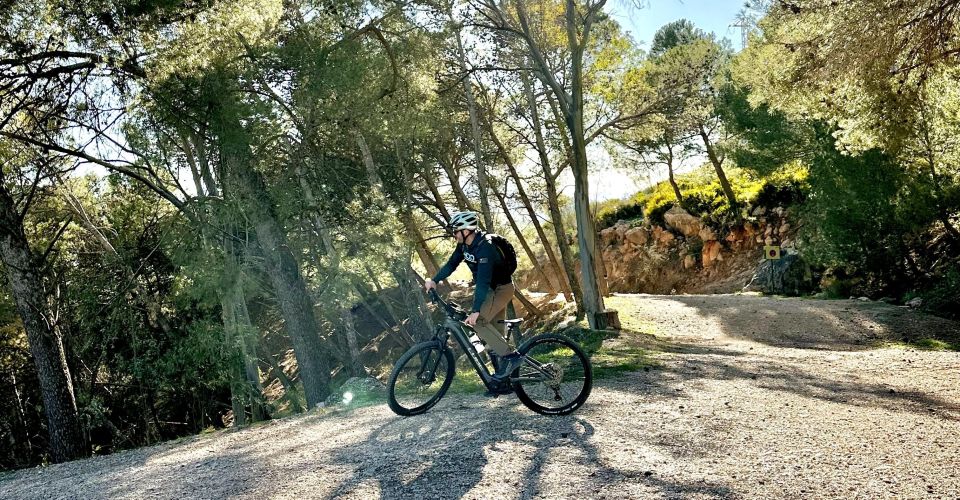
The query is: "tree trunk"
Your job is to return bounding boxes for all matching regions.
[222,289,247,427]
[260,349,304,414]
[490,180,557,294]
[529,72,584,300]
[400,212,440,278]
[594,236,610,297]
[356,132,383,187]
[0,182,85,463]
[392,264,433,342]
[339,306,365,376]
[9,370,34,453]
[452,20,494,231]
[295,163,366,378]
[520,73,576,300]
[422,168,451,222]
[666,145,683,202]
[568,132,607,328]
[351,281,415,347]
[542,170,585,317]
[563,0,607,329]
[512,288,543,317]
[183,134,265,423]
[484,101,569,298]
[214,106,332,409]
[438,157,476,212]
[698,124,737,208]
[227,265,267,422]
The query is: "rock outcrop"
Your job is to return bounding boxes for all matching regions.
[743,251,814,296]
[519,205,801,296]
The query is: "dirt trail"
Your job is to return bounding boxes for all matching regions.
[2,295,958,499]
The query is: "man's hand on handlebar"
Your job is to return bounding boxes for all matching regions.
[424,278,437,292]
[465,312,479,326]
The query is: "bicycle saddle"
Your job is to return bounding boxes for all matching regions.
[499,319,524,327]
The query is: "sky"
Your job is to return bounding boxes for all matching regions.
[609,0,749,52]
[585,0,749,201]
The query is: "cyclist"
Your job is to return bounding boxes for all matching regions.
[423,210,523,384]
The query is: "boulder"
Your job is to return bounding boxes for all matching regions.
[600,227,618,246]
[652,226,675,246]
[702,240,723,268]
[698,226,717,241]
[683,254,697,270]
[625,227,649,246]
[663,206,702,237]
[614,221,630,238]
[906,297,923,308]
[742,252,814,296]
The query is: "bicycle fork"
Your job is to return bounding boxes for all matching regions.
[416,342,446,385]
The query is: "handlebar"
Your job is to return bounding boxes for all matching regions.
[427,288,467,322]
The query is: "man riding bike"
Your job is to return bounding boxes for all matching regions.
[423,210,524,384]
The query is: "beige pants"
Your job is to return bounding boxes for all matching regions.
[473,283,516,356]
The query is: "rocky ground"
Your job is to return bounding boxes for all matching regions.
[2,294,958,499]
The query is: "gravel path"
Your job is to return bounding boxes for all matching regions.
[2,295,958,499]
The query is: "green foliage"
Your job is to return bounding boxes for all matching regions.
[753,166,809,208]
[638,182,676,226]
[911,338,957,351]
[601,163,809,231]
[729,1,960,301]
[649,19,706,58]
[595,193,645,229]
[919,269,960,321]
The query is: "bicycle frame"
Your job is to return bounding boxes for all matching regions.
[424,289,558,390]
[427,317,557,391]
[434,318,501,391]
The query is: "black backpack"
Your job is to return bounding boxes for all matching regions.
[485,233,518,276]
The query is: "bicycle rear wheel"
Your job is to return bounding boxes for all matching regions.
[387,341,455,416]
[513,333,592,416]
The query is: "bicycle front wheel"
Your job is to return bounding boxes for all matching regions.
[387,341,455,416]
[513,333,592,416]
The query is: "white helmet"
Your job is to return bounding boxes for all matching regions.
[446,210,480,232]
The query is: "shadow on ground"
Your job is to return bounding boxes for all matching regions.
[3,295,959,499]
[609,294,960,351]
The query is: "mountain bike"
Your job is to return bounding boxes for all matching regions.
[386,289,592,416]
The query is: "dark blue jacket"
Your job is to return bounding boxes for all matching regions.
[432,230,512,312]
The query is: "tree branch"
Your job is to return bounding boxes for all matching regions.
[0,130,187,211]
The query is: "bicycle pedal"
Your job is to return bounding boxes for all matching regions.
[484,386,513,397]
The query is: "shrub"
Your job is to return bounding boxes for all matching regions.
[597,201,645,229]
[601,163,809,232]
[921,269,960,320]
[646,201,674,226]
[641,183,678,226]
[752,163,810,208]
